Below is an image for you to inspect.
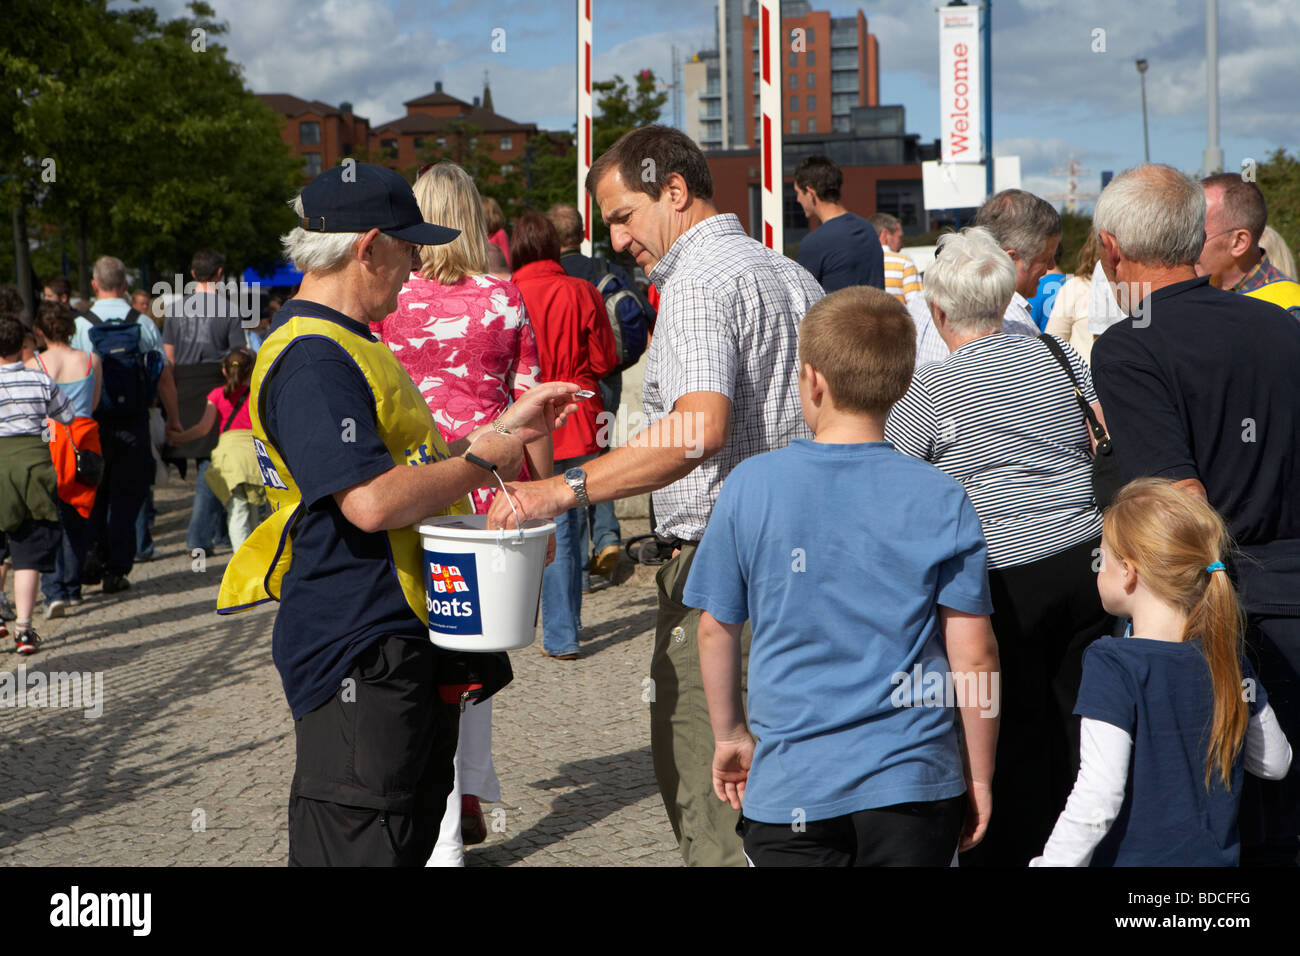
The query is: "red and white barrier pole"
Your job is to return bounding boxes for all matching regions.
[577,0,593,256]
[758,0,784,251]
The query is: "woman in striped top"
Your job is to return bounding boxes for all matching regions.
[885,226,1114,867]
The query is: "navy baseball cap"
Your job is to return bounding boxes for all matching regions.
[298,161,460,245]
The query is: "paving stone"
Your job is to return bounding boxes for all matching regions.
[1,479,680,866]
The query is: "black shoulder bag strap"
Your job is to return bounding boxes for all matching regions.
[1037,333,1108,444]
[222,393,248,433]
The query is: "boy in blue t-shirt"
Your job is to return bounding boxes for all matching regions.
[683,286,1000,866]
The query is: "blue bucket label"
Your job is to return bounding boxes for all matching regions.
[425,550,483,636]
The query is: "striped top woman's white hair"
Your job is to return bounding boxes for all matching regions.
[923,226,1017,336]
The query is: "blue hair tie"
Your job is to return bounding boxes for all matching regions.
[1206,561,1226,574]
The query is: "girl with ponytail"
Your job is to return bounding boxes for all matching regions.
[1033,478,1292,866]
[165,348,265,550]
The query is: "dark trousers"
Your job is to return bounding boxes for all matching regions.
[89,416,154,578]
[288,635,459,867]
[651,542,752,867]
[959,535,1113,867]
[41,499,89,603]
[740,795,966,866]
[1240,613,1300,866]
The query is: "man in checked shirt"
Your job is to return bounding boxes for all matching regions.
[488,125,824,866]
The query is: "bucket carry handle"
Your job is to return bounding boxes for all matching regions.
[491,469,527,545]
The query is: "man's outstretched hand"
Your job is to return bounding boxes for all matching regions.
[485,476,571,531]
[496,381,581,444]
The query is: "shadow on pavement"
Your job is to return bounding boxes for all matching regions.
[467,745,663,866]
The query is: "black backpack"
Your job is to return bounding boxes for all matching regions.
[87,309,164,420]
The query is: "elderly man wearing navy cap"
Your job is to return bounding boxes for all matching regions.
[217,162,579,866]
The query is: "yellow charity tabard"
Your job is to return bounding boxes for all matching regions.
[1245,279,1300,317]
[216,312,472,623]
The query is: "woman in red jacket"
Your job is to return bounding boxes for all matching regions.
[510,212,618,660]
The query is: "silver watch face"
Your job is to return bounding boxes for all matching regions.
[564,467,586,484]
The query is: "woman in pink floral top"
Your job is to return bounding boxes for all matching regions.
[372,177,549,515]
[371,163,552,868]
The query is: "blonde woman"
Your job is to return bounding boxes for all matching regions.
[1260,225,1296,280]
[1046,231,1124,364]
[371,162,549,866]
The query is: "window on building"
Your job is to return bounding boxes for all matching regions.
[791,118,800,134]
[413,137,425,150]
[437,137,446,147]
[831,49,857,69]
[501,164,514,174]
[807,95,816,111]
[380,138,398,159]
[789,51,798,67]
[790,95,799,111]
[832,71,857,91]
[807,50,815,66]
[832,93,857,114]
[303,152,322,176]
[807,73,816,88]
[832,115,850,133]
[500,135,512,150]
[790,74,798,89]
[754,76,760,95]
[807,118,816,133]
[806,28,815,43]
[876,179,924,230]
[300,121,321,145]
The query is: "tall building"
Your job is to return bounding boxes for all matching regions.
[257,94,371,180]
[684,51,724,150]
[369,81,537,177]
[700,0,878,148]
[742,2,877,142]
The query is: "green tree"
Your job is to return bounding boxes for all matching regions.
[571,70,667,257]
[1257,148,1300,265]
[10,1,302,298]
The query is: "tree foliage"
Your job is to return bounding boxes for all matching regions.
[3,0,302,298]
[1257,148,1300,266]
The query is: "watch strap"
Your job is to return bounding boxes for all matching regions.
[465,451,497,473]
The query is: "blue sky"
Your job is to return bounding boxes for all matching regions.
[132,0,1299,212]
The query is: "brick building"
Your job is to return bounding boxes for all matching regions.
[256,94,371,180]
[742,4,877,143]
[369,81,537,178]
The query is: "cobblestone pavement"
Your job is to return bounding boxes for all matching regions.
[0,477,681,867]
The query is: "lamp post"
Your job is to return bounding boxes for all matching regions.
[1136,58,1150,163]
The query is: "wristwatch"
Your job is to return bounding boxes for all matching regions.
[563,467,590,508]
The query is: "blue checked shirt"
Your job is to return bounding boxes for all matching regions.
[644,213,824,541]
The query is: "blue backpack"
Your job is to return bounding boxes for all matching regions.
[86,309,164,419]
[594,267,652,372]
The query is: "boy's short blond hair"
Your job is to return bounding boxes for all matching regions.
[798,286,916,416]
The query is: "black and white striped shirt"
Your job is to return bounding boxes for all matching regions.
[0,361,74,437]
[885,333,1102,570]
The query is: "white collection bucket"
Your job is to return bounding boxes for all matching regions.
[416,514,556,652]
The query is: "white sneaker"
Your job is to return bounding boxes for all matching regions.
[43,599,67,621]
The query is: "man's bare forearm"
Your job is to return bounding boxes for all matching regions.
[340,456,493,532]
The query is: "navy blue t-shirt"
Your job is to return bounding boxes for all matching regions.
[1074,635,1265,866]
[796,212,885,293]
[262,299,427,719]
